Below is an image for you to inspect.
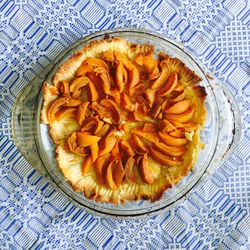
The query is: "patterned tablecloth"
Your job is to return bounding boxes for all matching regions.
[0,0,250,249]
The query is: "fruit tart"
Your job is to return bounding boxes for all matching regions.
[41,37,206,204]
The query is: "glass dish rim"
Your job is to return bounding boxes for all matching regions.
[32,27,238,219]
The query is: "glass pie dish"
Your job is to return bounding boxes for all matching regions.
[12,28,241,218]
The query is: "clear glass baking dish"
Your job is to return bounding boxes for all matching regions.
[12,28,241,218]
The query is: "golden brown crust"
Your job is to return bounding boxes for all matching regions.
[41,82,59,124]
[41,37,207,204]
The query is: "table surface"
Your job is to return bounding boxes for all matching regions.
[0,0,250,249]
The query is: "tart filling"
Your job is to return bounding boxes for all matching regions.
[41,37,206,204]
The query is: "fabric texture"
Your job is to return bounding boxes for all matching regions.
[0,0,249,249]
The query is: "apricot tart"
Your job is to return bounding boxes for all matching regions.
[41,37,206,204]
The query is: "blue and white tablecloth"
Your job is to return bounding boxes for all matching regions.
[0,0,250,249]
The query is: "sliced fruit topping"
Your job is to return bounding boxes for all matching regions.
[55,107,76,120]
[158,132,188,146]
[90,143,99,162]
[80,117,103,134]
[99,135,117,156]
[131,127,159,144]
[94,154,112,184]
[153,141,186,157]
[60,81,70,96]
[121,93,135,112]
[76,102,89,125]
[115,63,127,93]
[100,99,122,124]
[47,97,81,123]
[135,54,160,80]
[157,72,178,97]
[113,158,125,187]
[143,89,156,107]
[82,155,92,176]
[168,90,186,103]
[151,60,170,90]
[166,106,195,123]
[169,129,185,138]
[124,156,136,183]
[142,122,158,132]
[159,119,176,133]
[129,134,148,154]
[120,139,134,157]
[105,159,117,190]
[164,99,190,114]
[76,132,101,146]
[149,147,182,167]
[138,154,155,184]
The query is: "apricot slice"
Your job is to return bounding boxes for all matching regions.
[169,90,186,103]
[67,132,89,156]
[110,89,121,105]
[129,134,148,154]
[135,54,160,80]
[94,154,112,184]
[120,139,134,157]
[47,97,81,123]
[151,60,170,90]
[121,93,135,112]
[105,160,117,190]
[131,127,159,144]
[116,63,127,92]
[113,159,125,187]
[169,120,184,128]
[91,102,110,120]
[159,119,176,133]
[166,106,195,123]
[150,101,162,119]
[55,107,75,120]
[67,132,78,152]
[60,81,70,96]
[111,140,120,157]
[99,136,117,156]
[70,76,89,98]
[143,89,156,107]
[158,132,188,146]
[100,99,121,124]
[149,147,182,167]
[76,64,93,77]
[76,132,101,146]
[157,72,178,97]
[153,142,186,157]
[143,122,158,132]
[129,66,140,96]
[136,96,150,114]
[95,123,110,137]
[138,154,155,184]
[84,58,109,71]
[82,155,92,176]
[85,79,98,102]
[81,117,103,134]
[76,102,89,125]
[124,156,136,183]
[169,129,185,138]
[76,58,108,76]
[90,143,99,162]
[165,99,190,114]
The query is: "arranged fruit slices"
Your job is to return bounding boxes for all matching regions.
[41,37,206,204]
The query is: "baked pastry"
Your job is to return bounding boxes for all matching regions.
[41,37,206,204]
